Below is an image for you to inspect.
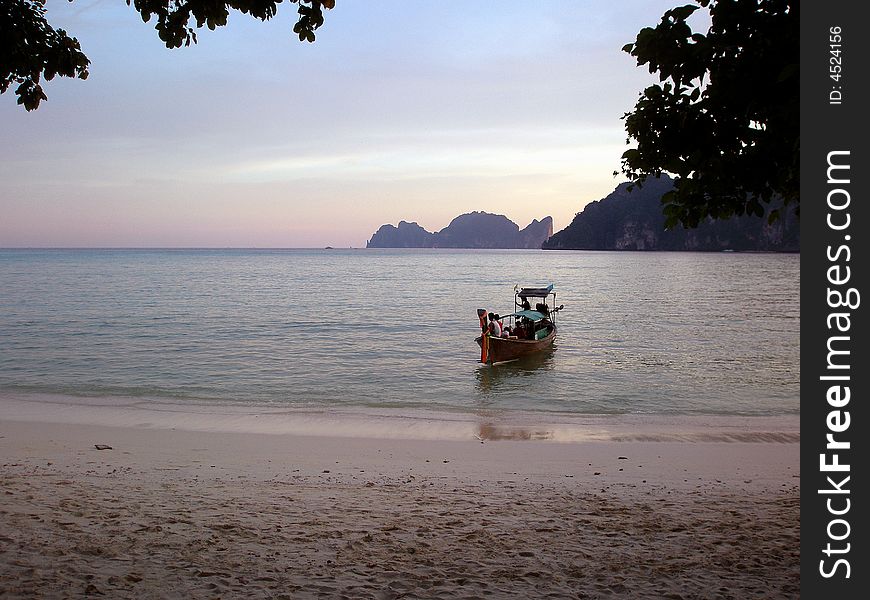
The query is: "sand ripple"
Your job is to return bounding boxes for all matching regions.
[1,461,798,599]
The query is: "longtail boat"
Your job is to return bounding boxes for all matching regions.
[476,284,563,365]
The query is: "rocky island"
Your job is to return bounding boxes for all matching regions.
[366,212,553,249]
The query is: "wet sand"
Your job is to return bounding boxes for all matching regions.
[0,408,799,598]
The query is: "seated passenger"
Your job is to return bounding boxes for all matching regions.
[487,313,502,337]
[494,313,510,337]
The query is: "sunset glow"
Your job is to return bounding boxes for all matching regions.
[1,0,683,247]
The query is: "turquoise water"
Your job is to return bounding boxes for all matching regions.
[0,249,799,416]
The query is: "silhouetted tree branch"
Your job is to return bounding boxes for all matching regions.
[619,0,798,228]
[1,0,90,110]
[0,0,334,111]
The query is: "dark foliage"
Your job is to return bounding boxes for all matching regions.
[1,0,89,110]
[0,0,334,110]
[620,0,798,228]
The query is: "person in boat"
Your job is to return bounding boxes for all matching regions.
[488,312,503,337]
[513,318,529,340]
[489,313,501,337]
[495,314,509,337]
[521,298,532,311]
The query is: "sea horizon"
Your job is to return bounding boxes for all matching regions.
[0,246,800,253]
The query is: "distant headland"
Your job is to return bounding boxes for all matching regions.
[366,212,553,249]
[543,175,799,252]
[366,177,798,252]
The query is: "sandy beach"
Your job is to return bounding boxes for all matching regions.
[0,402,799,599]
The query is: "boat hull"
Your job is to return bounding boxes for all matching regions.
[476,327,556,364]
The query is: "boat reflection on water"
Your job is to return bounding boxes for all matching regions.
[472,345,559,441]
[473,346,556,397]
[475,422,555,441]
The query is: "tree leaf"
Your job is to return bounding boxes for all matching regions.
[668,5,699,22]
[619,0,799,228]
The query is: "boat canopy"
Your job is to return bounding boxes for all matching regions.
[504,310,548,322]
[517,284,554,299]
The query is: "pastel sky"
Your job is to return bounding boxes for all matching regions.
[1,0,687,248]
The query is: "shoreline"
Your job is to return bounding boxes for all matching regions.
[0,391,799,443]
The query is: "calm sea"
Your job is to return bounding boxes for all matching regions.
[0,249,798,417]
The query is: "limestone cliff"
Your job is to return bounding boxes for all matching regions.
[543,177,799,252]
[366,221,434,248]
[367,212,553,249]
